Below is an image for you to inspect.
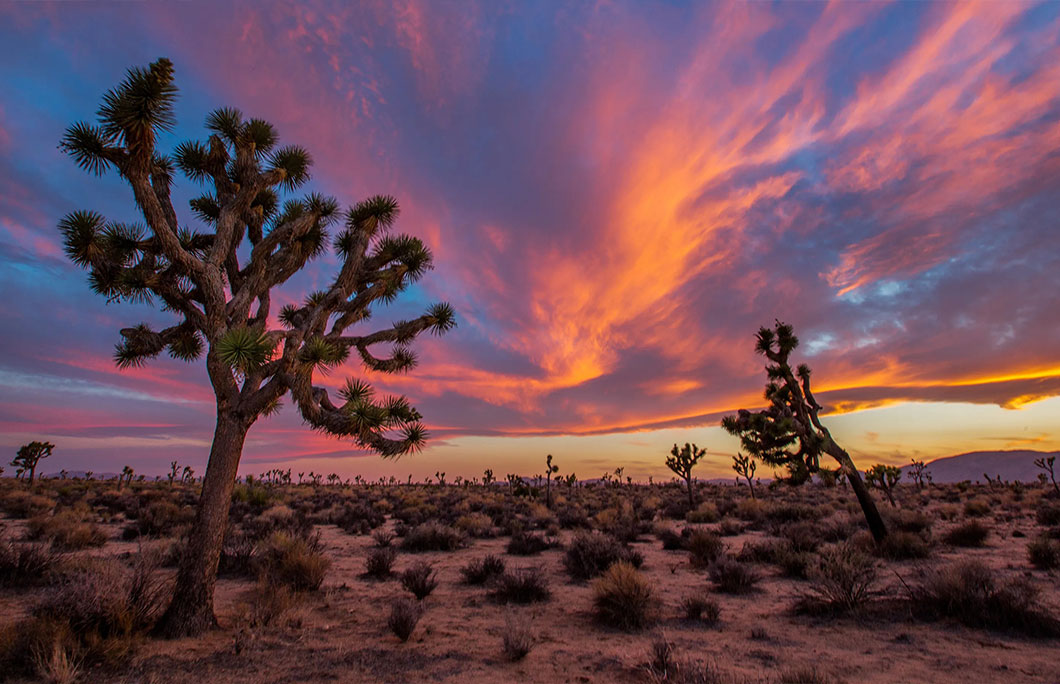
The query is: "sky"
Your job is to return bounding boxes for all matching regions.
[0,1,1058,482]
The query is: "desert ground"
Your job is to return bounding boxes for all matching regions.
[2,475,1059,683]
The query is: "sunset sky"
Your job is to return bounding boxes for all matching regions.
[1,1,1058,482]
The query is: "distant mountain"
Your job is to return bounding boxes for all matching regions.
[901,450,1058,484]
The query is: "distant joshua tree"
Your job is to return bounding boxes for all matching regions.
[58,59,454,636]
[544,454,559,509]
[722,322,887,541]
[907,459,929,489]
[11,441,55,485]
[666,443,705,510]
[483,468,495,487]
[731,453,757,499]
[865,464,901,507]
[1035,455,1058,495]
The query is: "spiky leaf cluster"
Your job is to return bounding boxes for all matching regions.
[58,58,456,457]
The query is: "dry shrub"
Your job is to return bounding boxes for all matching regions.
[461,554,506,585]
[686,502,719,523]
[875,530,930,560]
[707,556,758,594]
[364,546,398,579]
[0,536,62,587]
[779,666,833,684]
[387,597,423,642]
[686,530,724,569]
[400,522,467,552]
[1036,502,1060,526]
[797,542,879,615]
[257,530,330,591]
[681,593,720,625]
[963,499,991,517]
[507,530,552,555]
[127,500,192,538]
[455,512,495,538]
[564,532,640,580]
[943,520,989,547]
[491,567,551,604]
[592,561,655,630]
[400,560,438,599]
[501,612,534,661]
[884,508,933,535]
[33,639,82,684]
[26,510,107,550]
[734,498,765,522]
[776,521,822,553]
[244,582,301,629]
[1028,536,1060,570]
[1,490,54,518]
[371,529,395,548]
[911,560,1060,637]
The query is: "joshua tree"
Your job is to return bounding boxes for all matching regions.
[865,464,901,507]
[1034,455,1058,495]
[731,452,757,499]
[482,468,495,487]
[722,322,887,541]
[118,465,134,491]
[907,459,929,489]
[666,443,705,510]
[58,59,455,636]
[168,461,179,486]
[11,441,55,486]
[544,454,559,509]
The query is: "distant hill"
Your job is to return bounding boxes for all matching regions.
[901,450,1058,484]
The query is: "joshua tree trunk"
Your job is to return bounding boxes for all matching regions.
[686,475,695,510]
[155,409,248,637]
[829,445,887,543]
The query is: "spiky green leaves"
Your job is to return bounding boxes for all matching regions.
[298,337,349,372]
[427,303,456,335]
[59,211,106,267]
[97,58,177,141]
[60,122,113,176]
[168,330,204,362]
[174,140,212,183]
[269,145,312,191]
[217,327,273,373]
[347,195,399,235]
[204,108,277,155]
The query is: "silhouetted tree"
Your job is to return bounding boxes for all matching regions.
[58,59,455,636]
[1035,455,1058,495]
[11,441,54,485]
[732,452,757,499]
[544,454,559,509]
[907,459,928,489]
[865,464,901,507]
[722,322,887,541]
[666,443,705,510]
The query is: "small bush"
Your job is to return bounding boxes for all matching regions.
[798,542,878,615]
[455,512,495,538]
[564,532,640,580]
[129,500,192,537]
[1036,502,1060,527]
[257,531,330,591]
[681,593,720,625]
[364,546,398,579]
[943,520,989,547]
[461,554,506,585]
[26,511,107,551]
[591,561,655,630]
[400,561,439,599]
[656,526,686,550]
[779,666,832,684]
[708,556,758,594]
[685,502,719,523]
[387,598,423,642]
[0,491,54,519]
[1028,536,1060,570]
[33,639,81,684]
[371,529,395,548]
[501,612,534,661]
[777,521,822,553]
[884,508,933,534]
[687,530,724,569]
[876,531,930,560]
[491,567,551,604]
[400,522,467,552]
[0,537,61,587]
[245,582,298,629]
[963,499,991,517]
[911,561,1059,637]
[507,530,551,555]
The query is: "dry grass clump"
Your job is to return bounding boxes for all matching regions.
[564,531,641,580]
[875,530,930,560]
[943,520,989,547]
[33,639,82,684]
[256,530,330,591]
[681,593,720,625]
[506,529,552,555]
[400,522,467,552]
[501,612,534,661]
[911,560,1060,637]
[363,546,398,579]
[645,639,747,684]
[26,510,107,550]
[491,567,551,604]
[387,597,423,642]
[592,561,655,630]
[242,582,302,629]
[0,535,62,587]
[0,490,54,519]
[400,560,439,599]
[686,502,720,523]
[460,554,506,585]
[797,542,879,615]
[707,556,759,594]
[1027,536,1060,570]
[123,500,193,538]
[455,512,495,538]
[686,529,725,569]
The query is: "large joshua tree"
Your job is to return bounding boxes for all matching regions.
[722,322,887,542]
[58,59,455,636]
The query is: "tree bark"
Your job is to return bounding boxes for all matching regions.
[155,411,248,638]
[686,476,695,511]
[830,446,888,543]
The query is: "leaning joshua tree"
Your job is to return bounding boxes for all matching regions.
[58,59,455,636]
[722,322,887,541]
[666,442,705,510]
[11,441,55,485]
